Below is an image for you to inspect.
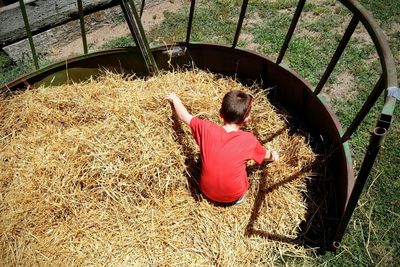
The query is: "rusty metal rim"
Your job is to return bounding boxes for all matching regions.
[1,47,143,90]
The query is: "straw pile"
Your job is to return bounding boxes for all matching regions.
[0,70,319,265]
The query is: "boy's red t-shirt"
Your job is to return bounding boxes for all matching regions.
[190,117,266,203]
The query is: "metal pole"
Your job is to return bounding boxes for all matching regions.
[334,125,387,245]
[186,0,196,44]
[314,15,359,95]
[276,0,305,65]
[341,76,385,142]
[19,0,39,70]
[120,1,139,46]
[140,0,145,17]
[120,0,158,74]
[77,0,88,54]
[232,0,249,48]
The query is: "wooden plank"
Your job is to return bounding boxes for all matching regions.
[0,0,120,47]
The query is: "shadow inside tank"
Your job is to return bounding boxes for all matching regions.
[169,107,202,202]
[246,123,337,253]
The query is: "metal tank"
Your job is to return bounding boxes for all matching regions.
[1,0,398,251]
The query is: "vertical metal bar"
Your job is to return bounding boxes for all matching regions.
[120,1,139,46]
[314,15,359,95]
[128,0,152,54]
[232,0,249,48]
[186,0,196,44]
[140,0,145,17]
[334,126,387,244]
[120,0,158,74]
[341,76,385,142]
[77,0,88,54]
[276,0,306,65]
[19,0,39,70]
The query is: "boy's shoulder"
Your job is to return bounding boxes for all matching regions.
[234,129,262,145]
[238,129,258,140]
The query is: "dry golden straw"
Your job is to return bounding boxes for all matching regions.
[1,70,319,265]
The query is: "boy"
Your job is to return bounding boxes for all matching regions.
[165,90,279,205]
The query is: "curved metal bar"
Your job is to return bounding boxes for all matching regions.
[276,0,305,65]
[186,0,196,44]
[140,0,145,17]
[232,0,249,48]
[341,75,384,142]
[77,0,88,54]
[314,15,359,95]
[333,0,398,247]
[339,0,398,116]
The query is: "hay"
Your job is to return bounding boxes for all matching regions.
[0,70,319,265]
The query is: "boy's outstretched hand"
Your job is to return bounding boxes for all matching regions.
[265,150,279,162]
[165,92,193,125]
[165,92,180,103]
[270,151,279,161]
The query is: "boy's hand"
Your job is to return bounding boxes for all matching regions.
[165,92,180,103]
[164,92,193,125]
[270,151,279,161]
[265,150,279,162]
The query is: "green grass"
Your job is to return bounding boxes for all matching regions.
[0,51,33,85]
[0,0,399,265]
[0,51,55,86]
[100,35,134,49]
[358,0,400,23]
[148,1,240,46]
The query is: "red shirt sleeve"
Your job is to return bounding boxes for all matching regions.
[253,140,266,164]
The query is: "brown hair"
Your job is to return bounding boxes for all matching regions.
[220,90,253,124]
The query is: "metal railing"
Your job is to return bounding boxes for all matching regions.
[180,0,399,245]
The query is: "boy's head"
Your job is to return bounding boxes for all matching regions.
[220,90,253,125]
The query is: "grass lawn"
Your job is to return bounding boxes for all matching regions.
[1,0,399,265]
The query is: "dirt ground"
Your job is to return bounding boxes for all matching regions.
[48,0,184,61]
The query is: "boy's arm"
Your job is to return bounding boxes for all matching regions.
[165,92,194,125]
[264,149,279,162]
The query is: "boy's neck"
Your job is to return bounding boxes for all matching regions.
[222,122,242,133]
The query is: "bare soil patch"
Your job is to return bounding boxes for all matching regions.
[320,71,356,104]
[240,32,259,51]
